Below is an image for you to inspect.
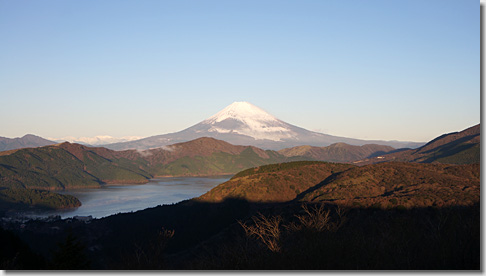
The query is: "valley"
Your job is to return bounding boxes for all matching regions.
[0,123,479,212]
[0,115,480,270]
[1,160,479,270]
[1,0,478,271]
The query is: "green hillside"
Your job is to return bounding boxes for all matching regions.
[0,138,300,208]
[0,146,102,190]
[279,143,395,163]
[152,148,287,177]
[0,144,151,191]
[0,138,296,193]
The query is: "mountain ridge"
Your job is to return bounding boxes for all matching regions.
[0,134,56,151]
[0,137,298,192]
[278,143,395,163]
[103,102,424,151]
[355,124,480,165]
[49,135,144,146]
[197,161,479,209]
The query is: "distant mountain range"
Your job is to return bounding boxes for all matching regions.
[0,137,301,192]
[1,102,423,152]
[104,102,424,151]
[0,134,56,151]
[0,134,144,152]
[4,103,479,157]
[49,135,144,146]
[0,123,478,195]
[355,124,480,165]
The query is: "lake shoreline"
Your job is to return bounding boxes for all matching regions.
[54,174,235,190]
[153,173,235,178]
[28,176,231,219]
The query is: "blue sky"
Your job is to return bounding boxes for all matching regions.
[0,0,479,142]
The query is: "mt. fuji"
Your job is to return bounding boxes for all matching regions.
[201,102,298,142]
[104,102,423,151]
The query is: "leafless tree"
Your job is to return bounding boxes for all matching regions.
[239,213,282,253]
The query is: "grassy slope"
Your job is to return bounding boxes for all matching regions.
[424,142,480,164]
[198,161,480,208]
[198,161,355,202]
[359,124,480,165]
[300,162,480,208]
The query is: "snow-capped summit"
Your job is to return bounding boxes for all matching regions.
[201,102,295,141]
[205,102,278,124]
[103,102,424,151]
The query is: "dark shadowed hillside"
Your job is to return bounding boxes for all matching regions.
[5,193,478,270]
[0,188,81,213]
[1,158,479,270]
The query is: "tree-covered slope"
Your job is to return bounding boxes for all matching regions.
[151,147,289,177]
[197,161,354,202]
[0,188,81,212]
[0,137,299,192]
[357,124,480,165]
[198,161,479,209]
[299,162,479,208]
[278,143,395,163]
[0,143,152,190]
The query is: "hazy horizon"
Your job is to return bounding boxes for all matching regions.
[1,0,479,142]
[3,101,481,145]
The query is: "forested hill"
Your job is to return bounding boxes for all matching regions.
[198,161,479,208]
[354,124,480,165]
[278,143,395,163]
[0,137,303,191]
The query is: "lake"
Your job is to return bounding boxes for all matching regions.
[30,176,230,219]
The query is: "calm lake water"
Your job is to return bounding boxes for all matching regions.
[31,176,230,219]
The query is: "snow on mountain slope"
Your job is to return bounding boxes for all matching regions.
[201,102,296,141]
[104,102,424,151]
